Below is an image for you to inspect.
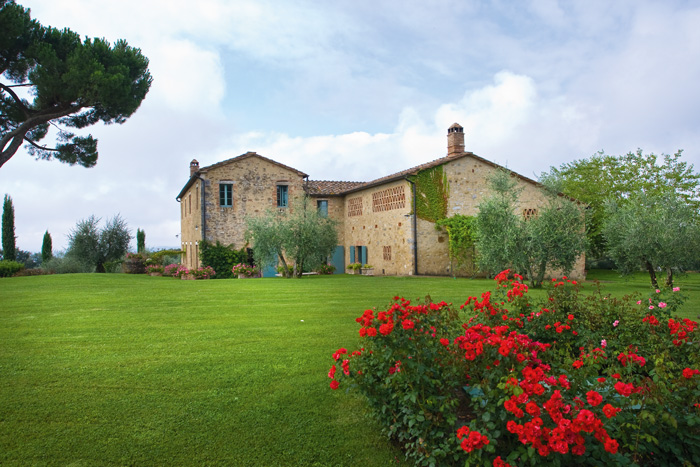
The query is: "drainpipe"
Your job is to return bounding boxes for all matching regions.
[197,175,206,243]
[405,177,418,276]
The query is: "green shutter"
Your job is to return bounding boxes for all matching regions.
[219,184,232,207]
[277,185,289,207]
[350,246,355,263]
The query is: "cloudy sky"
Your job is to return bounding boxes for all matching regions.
[2,0,700,252]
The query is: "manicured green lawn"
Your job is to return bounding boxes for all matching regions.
[1,271,698,466]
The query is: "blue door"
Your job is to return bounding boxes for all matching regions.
[331,246,344,274]
[262,263,278,278]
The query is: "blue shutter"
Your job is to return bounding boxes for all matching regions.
[350,246,355,263]
[361,246,368,265]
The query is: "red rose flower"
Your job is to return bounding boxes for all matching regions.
[602,404,621,418]
[604,438,619,454]
[586,390,603,407]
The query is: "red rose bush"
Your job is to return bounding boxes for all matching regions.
[328,271,700,466]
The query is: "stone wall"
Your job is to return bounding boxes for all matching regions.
[201,157,305,249]
[179,155,306,268]
[180,179,203,268]
[343,180,415,276]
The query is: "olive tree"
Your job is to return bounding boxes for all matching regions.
[246,197,338,278]
[66,214,131,272]
[603,191,700,288]
[540,149,700,259]
[476,170,587,287]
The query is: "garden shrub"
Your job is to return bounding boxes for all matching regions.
[329,271,700,466]
[163,264,179,277]
[0,260,23,277]
[13,267,52,276]
[232,263,259,278]
[41,256,93,274]
[200,241,246,279]
[315,263,336,275]
[148,249,184,266]
[145,264,164,274]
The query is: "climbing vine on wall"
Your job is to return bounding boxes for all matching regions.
[435,214,478,276]
[409,165,449,222]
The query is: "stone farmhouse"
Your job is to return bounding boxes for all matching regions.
[176,123,585,279]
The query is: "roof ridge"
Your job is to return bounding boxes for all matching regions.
[201,151,308,177]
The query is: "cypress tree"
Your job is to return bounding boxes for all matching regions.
[136,228,146,253]
[42,230,53,263]
[2,194,16,261]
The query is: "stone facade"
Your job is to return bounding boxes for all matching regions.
[342,180,415,276]
[176,152,307,269]
[177,124,586,279]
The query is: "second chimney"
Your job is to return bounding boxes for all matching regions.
[190,159,199,177]
[447,123,465,157]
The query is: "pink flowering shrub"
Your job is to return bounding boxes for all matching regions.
[329,271,700,466]
[163,263,179,277]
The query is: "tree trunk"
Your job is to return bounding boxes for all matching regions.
[534,261,547,288]
[278,253,291,278]
[645,260,659,289]
[665,267,674,288]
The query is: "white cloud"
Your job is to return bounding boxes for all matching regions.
[147,39,226,114]
[4,0,700,255]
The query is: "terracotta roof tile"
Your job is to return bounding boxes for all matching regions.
[306,180,366,196]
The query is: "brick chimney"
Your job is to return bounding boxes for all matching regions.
[447,123,465,157]
[190,159,199,177]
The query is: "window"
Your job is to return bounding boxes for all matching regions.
[277,185,288,208]
[219,183,233,207]
[350,246,368,265]
[383,246,392,261]
[317,200,328,217]
[347,197,363,217]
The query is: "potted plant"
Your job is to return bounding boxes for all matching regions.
[347,262,362,275]
[316,263,336,275]
[163,263,180,277]
[175,265,192,279]
[145,264,164,276]
[232,263,260,278]
[122,252,147,274]
[191,266,216,279]
[361,264,374,276]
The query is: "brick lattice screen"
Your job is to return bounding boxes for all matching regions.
[372,186,406,212]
